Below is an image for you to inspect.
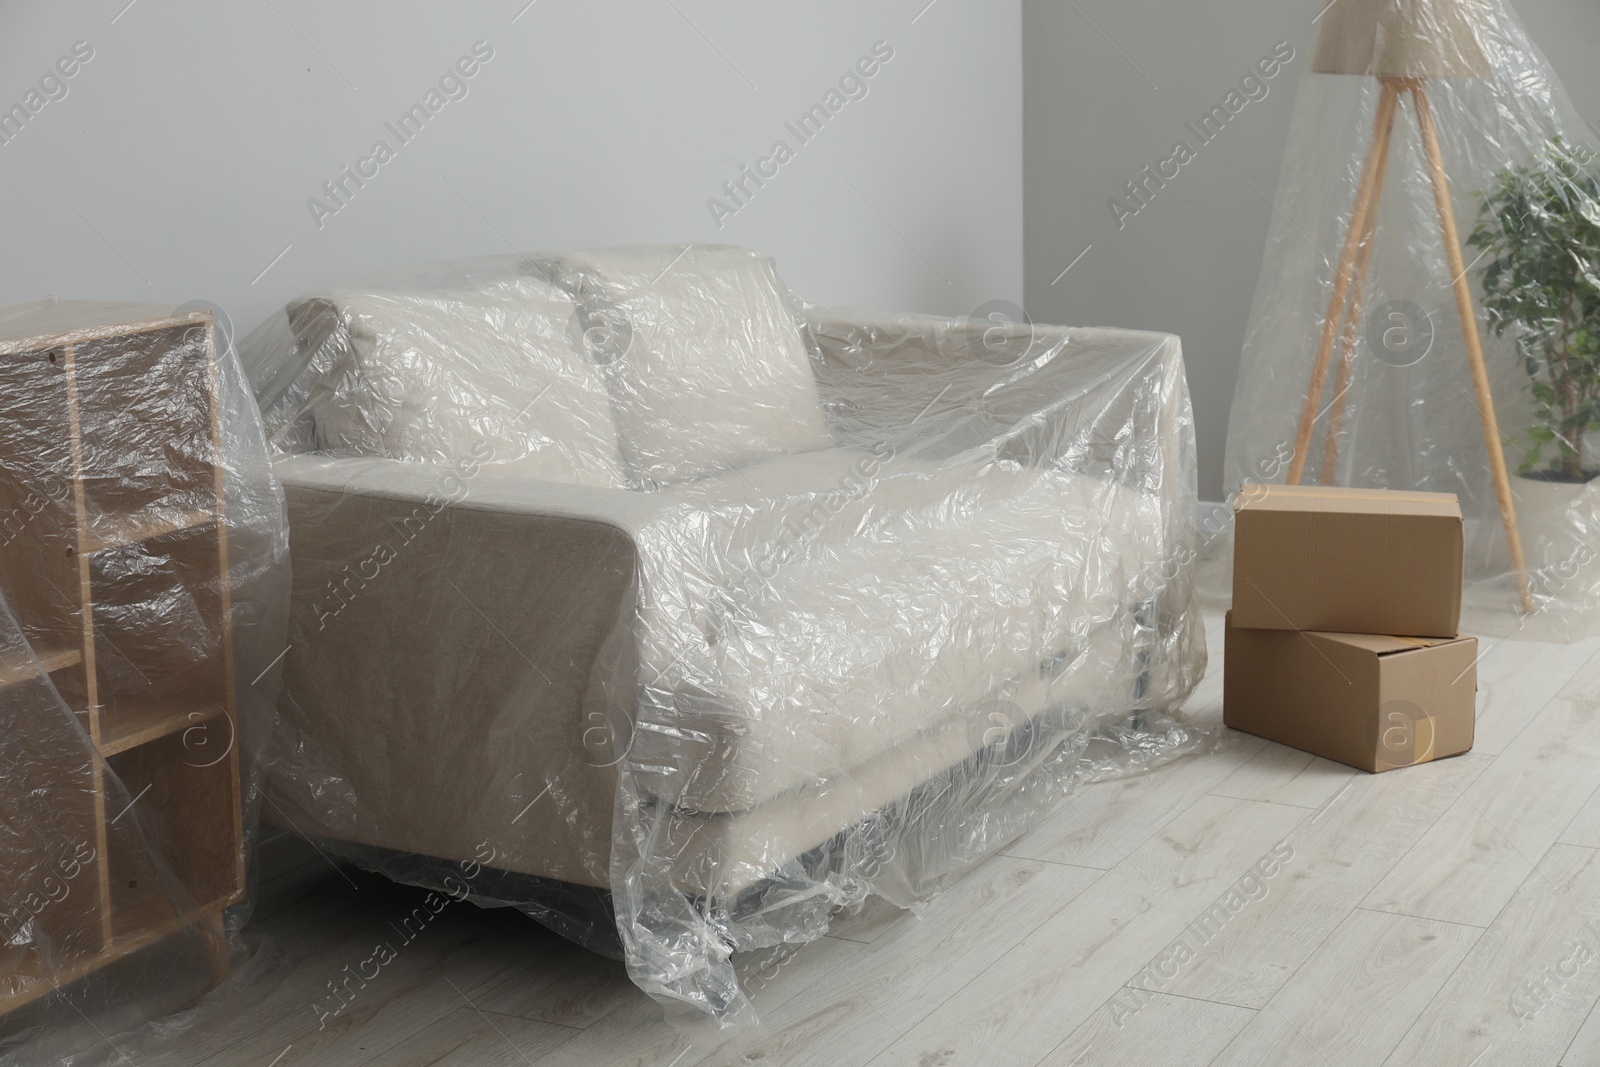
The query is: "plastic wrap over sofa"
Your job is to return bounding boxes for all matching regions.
[239,245,1207,1043]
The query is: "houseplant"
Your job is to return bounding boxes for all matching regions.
[1468,137,1600,583]
[1469,137,1600,483]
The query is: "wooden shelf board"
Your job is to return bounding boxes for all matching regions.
[0,894,237,1017]
[83,508,215,555]
[0,308,210,355]
[98,701,224,758]
[0,644,83,690]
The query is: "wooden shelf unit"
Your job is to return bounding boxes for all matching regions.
[0,646,81,690]
[0,307,243,1018]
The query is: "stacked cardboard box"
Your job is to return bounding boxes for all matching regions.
[1224,484,1478,773]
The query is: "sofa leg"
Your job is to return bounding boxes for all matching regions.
[1131,596,1159,732]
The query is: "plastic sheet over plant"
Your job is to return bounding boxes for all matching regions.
[0,301,289,1065]
[239,245,1207,1046]
[1223,0,1600,636]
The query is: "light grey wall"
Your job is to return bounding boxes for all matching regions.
[0,0,1021,337]
[1023,0,1600,500]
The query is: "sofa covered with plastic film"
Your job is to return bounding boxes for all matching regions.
[0,301,289,1065]
[239,245,1206,1040]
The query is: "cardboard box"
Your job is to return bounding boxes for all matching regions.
[1232,483,1463,637]
[1223,613,1476,773]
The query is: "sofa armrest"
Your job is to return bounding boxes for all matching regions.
[272,452,672,531]
[804,309,1203,709]
[265,453,655,887]
[804,309,1187,482]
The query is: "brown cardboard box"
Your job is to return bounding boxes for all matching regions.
[1231,483,1463,637]
[1223,613,1476,773]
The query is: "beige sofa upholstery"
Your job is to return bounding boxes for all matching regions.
[268,444,1159,893]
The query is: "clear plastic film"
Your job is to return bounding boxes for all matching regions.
[1224,0,1600,637]
[238,245,1208,1046]
[0,301,289,1064]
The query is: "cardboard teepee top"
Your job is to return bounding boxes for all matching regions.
[1313,0,1493,78]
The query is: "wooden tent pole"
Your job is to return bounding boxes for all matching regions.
[1320,79,1400,483]
[1287,80,1401,485]
[1410,82,1533,612]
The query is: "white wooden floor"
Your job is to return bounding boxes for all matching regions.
[155,611,1600,1067]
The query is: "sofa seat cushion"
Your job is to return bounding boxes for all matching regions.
[631,449,1163,812]
[543,246,836,488]
[292,276,627,487]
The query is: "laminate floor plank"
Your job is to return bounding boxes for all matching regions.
[1557,779,1600,850]
[1385,844,1600,1066]
[355,1007,574,1067]
[181,885,578,1067]
[469,945,634,1029]
[1559,641,1600,705]
[859,1038,923,1066]
[1363,699,1600,927]
[1561,994,1600,1064]
[837,855,1101,1035]
[1207,907,1479,1067]
[668,857,1101,1067]
[1003,731,1265,871]
[525,935,866,1067]
[155,878,418,1067]
[1036,990,1254,1067]
[1208,741,1358,810]
[700,978,904,1067]
[516,995,696,1067]
[1155,752,1484,1008]
[824,895,909,945]
[891,794,1305,1067]
[1473,635,1600,754]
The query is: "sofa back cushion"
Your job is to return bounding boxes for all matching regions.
[542,246,834,488]
[289,275,627,488]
